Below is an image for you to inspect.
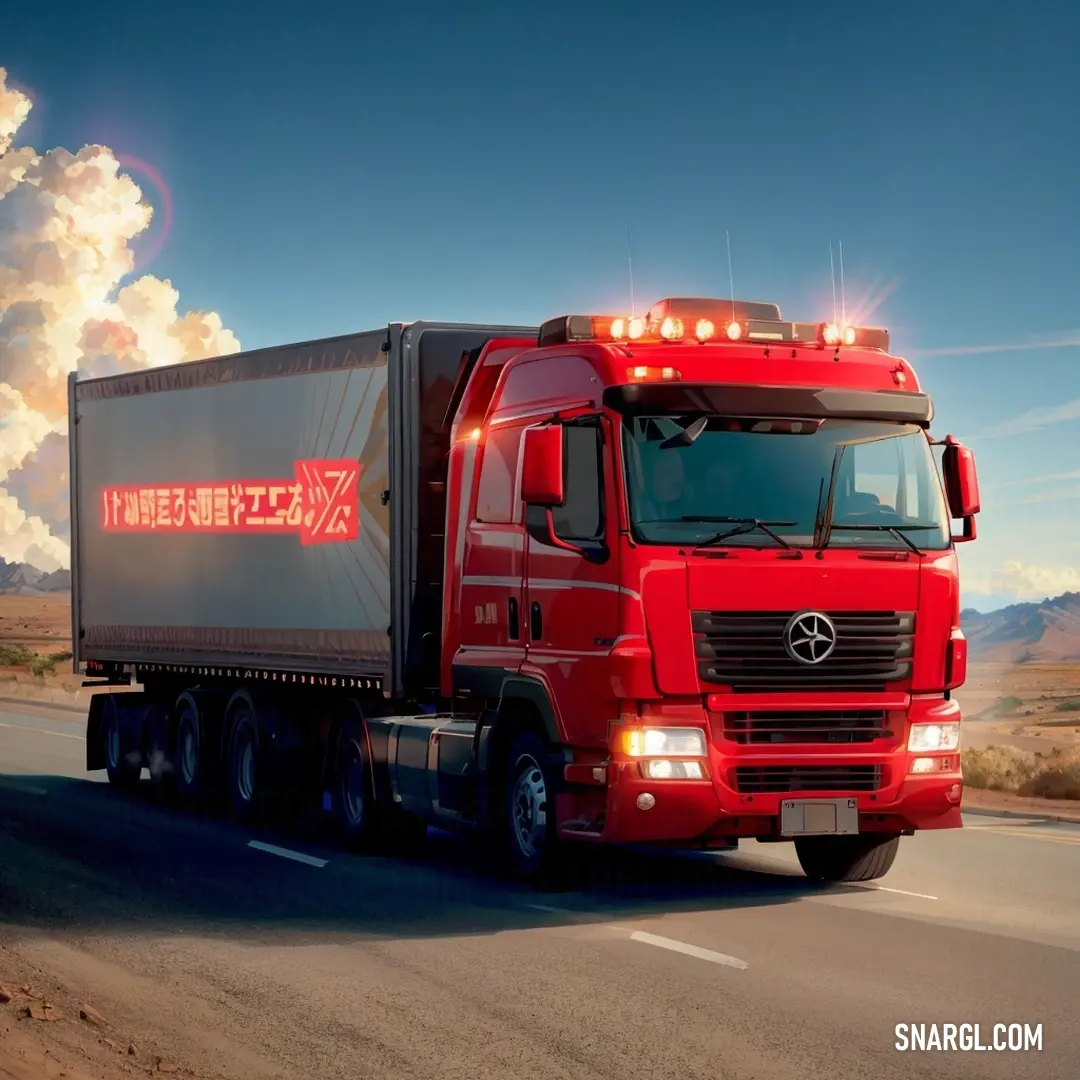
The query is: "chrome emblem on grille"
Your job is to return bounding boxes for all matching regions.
[784,611,838,665]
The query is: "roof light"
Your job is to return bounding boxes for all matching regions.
[627,317,645,340]
[659,316,684,341]
[626,366,681,382]
[726,320,743,340]
[695,319,715,342]
[817,322,890,351]
[611,317,627,339]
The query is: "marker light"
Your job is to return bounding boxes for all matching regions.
[695,318,715,341]
[726,320,743,340]
[820,322,867,347]
[469,427,482,441]
[626,366,681,382]
[659,316,684,341]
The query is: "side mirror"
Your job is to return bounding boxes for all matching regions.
[521,425,564,506]
[941,436,980,543]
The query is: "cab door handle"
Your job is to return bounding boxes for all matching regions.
[530,601,543,640]
[507,597,520,640]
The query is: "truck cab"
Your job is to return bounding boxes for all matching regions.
[441,297,981,883]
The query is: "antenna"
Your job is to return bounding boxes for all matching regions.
[829,243,838,324]
[838,239,847,327]
[626,221,636,318]
[725,230,736,324]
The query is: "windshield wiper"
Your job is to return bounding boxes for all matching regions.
[813,445,846,550]
[828,523,937,555]
[682,516,796,550]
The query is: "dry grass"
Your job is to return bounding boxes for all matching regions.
[962,744,1080,801]
[0,592,86,704]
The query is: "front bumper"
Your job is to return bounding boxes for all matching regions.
[571,695,965,846]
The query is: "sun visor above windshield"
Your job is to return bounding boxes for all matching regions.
[602,383,934,426]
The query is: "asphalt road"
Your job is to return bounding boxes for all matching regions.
[2,702,1078,1080]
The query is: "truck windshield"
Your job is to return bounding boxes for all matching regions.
[621,415,951,550]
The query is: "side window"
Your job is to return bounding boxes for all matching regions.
[476,424,523,523]
[552,424,604,540]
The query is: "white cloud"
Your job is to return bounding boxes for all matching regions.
[964,560,1080,602]
[974,398,1080,440]
[993,485,1080,508]
[909,333,1080,359]
[0,65,241,571]
[994,469,1080,488]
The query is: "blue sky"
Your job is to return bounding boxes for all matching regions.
[8,0,1080,609]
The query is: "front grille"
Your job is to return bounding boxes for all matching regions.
[732,764,884,793]
[725,709,890,745]
[694,610,915,691]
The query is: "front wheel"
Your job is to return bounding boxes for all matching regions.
[503,731,571,889]
[795,833,901,883]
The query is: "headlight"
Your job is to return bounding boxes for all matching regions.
[642,759,706,780]
[621,726,707,758]
[907,721,960,752]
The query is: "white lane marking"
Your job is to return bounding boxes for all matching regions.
[863,885,938,900]
[247,840,328,868]
[0,721,83,741]
[0,778,48,796]
[526,903,574,914]
[630,931,749,970]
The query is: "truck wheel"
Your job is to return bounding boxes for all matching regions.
[335,724,378,847]
[503,731,570,889]
[173,700,204,801]
[102,698,140,790]
[227,706,264,821]
[795,834,901,883]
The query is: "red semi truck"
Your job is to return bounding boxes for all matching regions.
[68,296,981,885]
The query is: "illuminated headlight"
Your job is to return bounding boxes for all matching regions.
[622,726,707,758]
[907,722,961,752]
[642,759,705,780]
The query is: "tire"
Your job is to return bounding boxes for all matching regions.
[333,721,427,852]
[226,705,264,821]
[503,730,571,889]
[334,724,379,848]
[102,699,141,790]
[172,700,204,801]
[795,834,901,883]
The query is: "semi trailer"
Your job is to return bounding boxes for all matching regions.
[68,297,981,884]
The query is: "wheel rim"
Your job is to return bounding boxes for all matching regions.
[105,712,120,771]
[511,755,547,858]
[236,724,255,803]
[180,716,198,785]
[340,741,365,827]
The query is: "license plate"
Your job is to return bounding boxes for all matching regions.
[780,798,859,836]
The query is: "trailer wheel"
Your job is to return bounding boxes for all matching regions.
[173,699,204,801]
[795,833,901,883]
[226,705,265,821]
[102,697,140,790]
[503,730,570,889]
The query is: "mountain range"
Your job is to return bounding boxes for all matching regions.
[0,558,71,595]
[961,591,1080,662]
[2,558,1078,662]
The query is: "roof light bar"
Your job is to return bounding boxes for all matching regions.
[537,299,890,353]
